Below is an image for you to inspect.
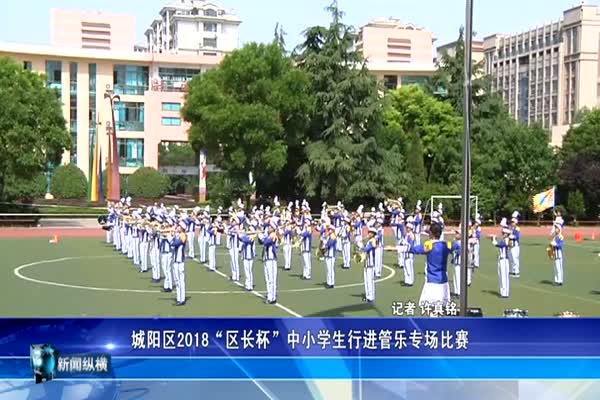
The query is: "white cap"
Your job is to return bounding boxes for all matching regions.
[512,211,520,219]
[179,221,187,230]
[500,217,508,228]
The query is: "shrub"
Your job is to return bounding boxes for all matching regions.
[4,172,47,201]
[127,167,170,198]
[51,164,88,199]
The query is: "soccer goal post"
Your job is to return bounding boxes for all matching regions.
[427,195,479,222]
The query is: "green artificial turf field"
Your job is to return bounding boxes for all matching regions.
[1,235,599,317]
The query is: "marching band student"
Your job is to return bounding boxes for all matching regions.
[509,211,521,278]
[472,214,482,269]
[452,227,462,298]
[283,220,294,271]
[160,222,174,293]
[353,207,364,249]
[238,227,256,291]
[132,213,141,266]
[113,206,121,251]
[324,225,338,288]
[186,208,198,259]
[228,218,240,282]
[340,218,352,269]
[299,221,313,280]
[550,222,565,286]
[403,217,416,286]
[140,221,150,273]
[171,222,187,306]
[207,222,218,272]
[414,201,423,246]
[390,206,405,269]
[491,224,511,298]
[411,222,459,307]
[375,220,384,278]
[198,207,209,264]
[106,202,114,244]
[261,223,279,304]
[362,227,378,303]
[215,207,223,246]
[150,218,161,282]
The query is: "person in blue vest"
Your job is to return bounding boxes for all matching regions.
[171,222,187,306]
[298,220,313,280]
[160,221,174,293]
[491,224,511,298]
[324,225,338,288]
[362,227,378,303]
[260,223,279,304]
[238,226,256,291]
[549,222,565,286]
[509,211,521,278]
[411,222,459,307]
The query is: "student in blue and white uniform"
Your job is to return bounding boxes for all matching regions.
[198,207,210,264]
[340,218,352,269]
[160,222,174,293]
[131,213,141,266]
[283,220,294,271]
[362,227,378,303]
[491,224,511,298]
[411,222,459,307]
[171,222,187,306]
[375,220,384,278]
[298,221,313,280]
[215,207,223,246]
[150,218,161,282]
[390,205,405,269]
[403,217,416,286]
[227,218,240,282]
[509,212,521,278]
[472,214,482,269]
[207,222,218,272]
[550,222,565,286]
[261,223,279,304]
[414,200,423,246]
[186,208,198,259]
[140,221,150,273]
[324,225,338,288]
[113,207,121,251]
[353,208,364,249]
[239,227,256,291]
[452,227,462,297]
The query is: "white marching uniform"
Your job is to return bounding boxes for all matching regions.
[228,226,240,281]
[171,234,187,304]
[403,232,416,286]
[340,224,351,269]
[375,227,384,278]
[140,228,150,272]
[186,218,196,259]
[300,227,312,279]
[132,225,140,266]
[160,236,173,291]
[509,227,521,275]
[493,237,511,298]
[325,234,337,287]
[552,234,565,285]
[207,227,217,271]
[240,234,256,291]
[151,230,161,281]
[198,221,208,263]
[283,228,293,271]
[262,233,279,303]
[363,237,377,302]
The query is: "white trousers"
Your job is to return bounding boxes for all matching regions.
[199,234,207,262]
[127,234,133,259]
[453,264,461,295]
[419,282,450,307]
[133,238,140,265]
[173,262,185,303]
[120,228,127,254]
[208,245,216,271]
[113,227,120,250]
[414,233,421,246]
[106,229,112,244]
[187,231,195,258]
[510,245,520,274]
[364,265,375,301]
[302,252,311,279]
[283,244,292,270]
[161,253,173,290]
[151,245,160,280]
[473,242,480,267]
[140,241,149,272]
[397,245,406,268]
[375,247,383,277]
[243,259,254,290]
[264,259,278,302]
[342,241,351,268]
[355,237,363,249]
[230,248,240,281]
[326,257,335,286]
[554,258,564,284]
[498,258,510,297]
[404,256,414,286]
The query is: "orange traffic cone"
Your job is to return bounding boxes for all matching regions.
[49,234,59,244]
[592,232,597,241]
[575,232,583,242]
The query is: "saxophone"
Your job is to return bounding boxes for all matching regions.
[547,242,556,260]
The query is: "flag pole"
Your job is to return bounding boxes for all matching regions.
[459,0,474,317]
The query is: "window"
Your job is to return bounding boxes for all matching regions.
[162,117,181,126]
[204,9,217,17]
[23,61,32,70]
[162,102,181,111]
[70,62,78,164]
[401,75,430,87]
[113,65,149,95]
[115,102,144,131]
[117,139,144,167]
[573,27,579,53]
[383,75,398,90]
[203,37,217,48]
[45,60,62,91]
[204,22,217,32]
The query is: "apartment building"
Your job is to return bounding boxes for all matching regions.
[436,39,485,65]
[144,0,241,56]
[356,17,436,90]
[0,9,225,179]
[483,2,600,146]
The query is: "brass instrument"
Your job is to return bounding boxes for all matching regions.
[384,198,403,208]
[352,242,366,264]
[547,243,556,260]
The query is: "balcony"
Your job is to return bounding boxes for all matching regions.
[113,85,148,96]
[116,121,144,131]
[151,80,189,92]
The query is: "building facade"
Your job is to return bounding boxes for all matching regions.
[0,9,225,180]
[144,0,241,56]
[436,39,485,65]
[483,3,600,146]
[356,17,436,90]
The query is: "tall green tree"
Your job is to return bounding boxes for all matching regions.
[559,108,600,217]
[0,57,71,201]
[182,42,312,200]
[430,27,489,115]
[293,1,402,203]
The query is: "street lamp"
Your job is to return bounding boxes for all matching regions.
[104,85,121,201]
